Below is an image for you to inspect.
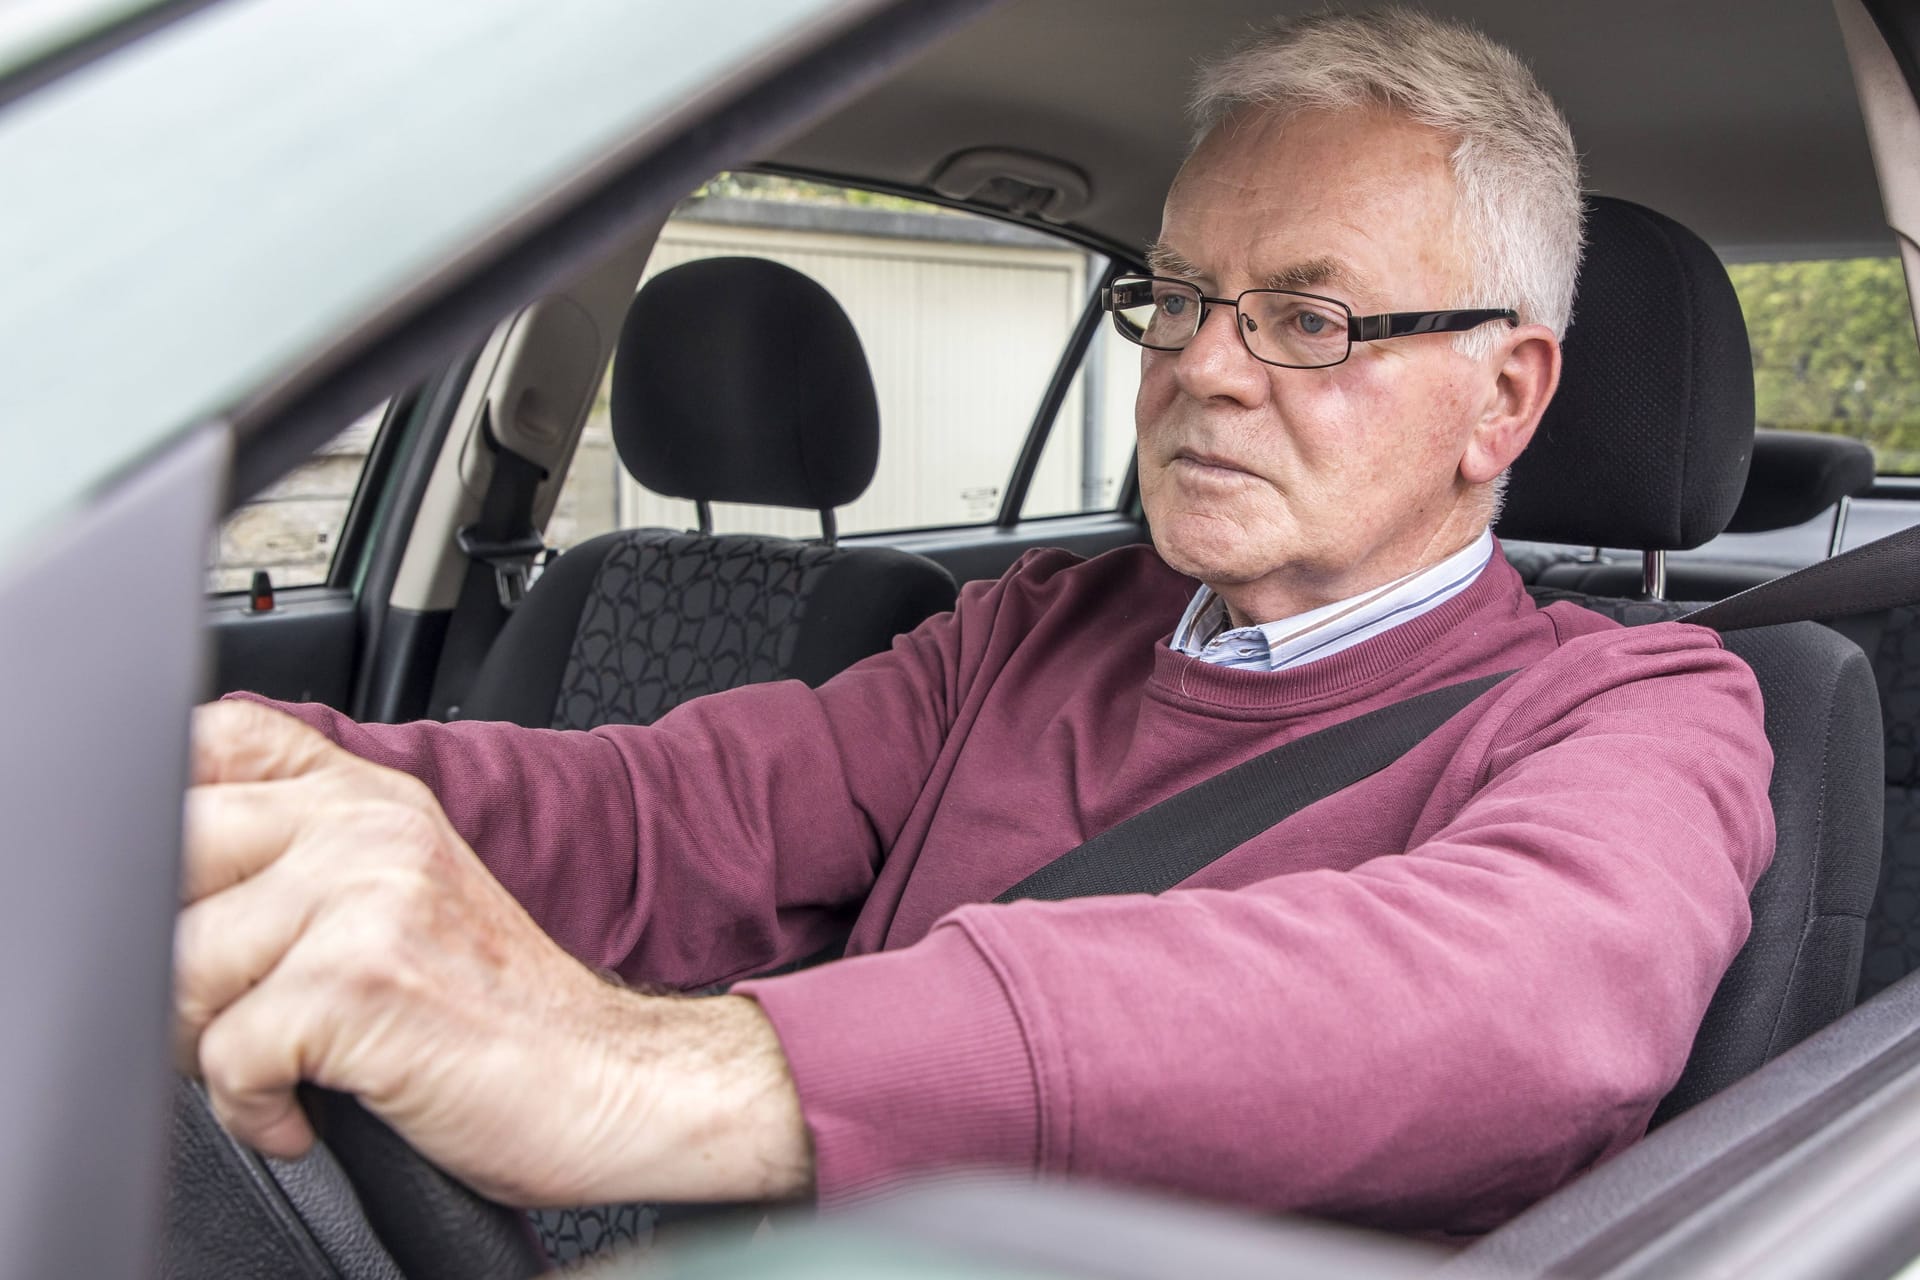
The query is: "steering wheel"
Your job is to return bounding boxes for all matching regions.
[162,1078,548,1278]
[300,1086,549,1279]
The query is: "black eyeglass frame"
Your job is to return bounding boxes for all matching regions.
[1101,274,1519,369]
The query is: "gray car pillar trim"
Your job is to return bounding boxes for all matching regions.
[0,419,229,1279]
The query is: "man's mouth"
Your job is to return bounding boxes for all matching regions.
[1172,449,1248,476]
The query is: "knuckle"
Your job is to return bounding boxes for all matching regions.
[194,700,302,775]
[195,1016,254,1092]
[381,769,437,811]
[336,898,418,973]
[362,801,448,869]
[172,972,218,1037]
[340,954,401,1004]
[326,759,433,810]
[170,920,222,1030]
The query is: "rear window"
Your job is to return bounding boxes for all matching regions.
[1726,255,1920,473]
[550,173,1106,549]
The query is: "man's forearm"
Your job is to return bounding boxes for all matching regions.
[603,994,815,1204]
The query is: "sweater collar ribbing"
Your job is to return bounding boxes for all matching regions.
[1145,548,1537,714]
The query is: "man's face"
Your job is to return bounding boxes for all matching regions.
[1136,107,1504,622]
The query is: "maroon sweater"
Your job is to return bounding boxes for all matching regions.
[261,544,1773,1231]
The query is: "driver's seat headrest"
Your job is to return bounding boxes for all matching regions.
[1496,196,1755,551]
[609,256,881,512]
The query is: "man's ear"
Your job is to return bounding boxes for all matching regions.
[1460,326,1560,485]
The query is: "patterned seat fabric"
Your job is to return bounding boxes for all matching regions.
[527,1202,655,1266]
[460,526,955,731]
[551,532,844,729]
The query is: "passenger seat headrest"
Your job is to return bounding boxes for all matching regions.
[1496,197,1755,550]
[1726,429,1876,533]
[610,257,880,511]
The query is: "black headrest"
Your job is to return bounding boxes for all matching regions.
[1726,429,1876,533]
[609,257,880,510]
[1496,197,1756,550]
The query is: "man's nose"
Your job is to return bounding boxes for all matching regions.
[1172,301,1269,406]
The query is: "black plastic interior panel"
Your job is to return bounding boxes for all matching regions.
[881,512,1149,585]
[355,607,452,725]
[208,590,358,707]
[0,422,229,1277]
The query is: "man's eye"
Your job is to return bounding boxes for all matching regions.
[1161,294,1189,317]
[1295,311,1328,335]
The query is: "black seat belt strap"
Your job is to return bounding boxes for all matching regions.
[995,670,1513,903]
[429,407,550,720]
[456,407,550,611]
[1679,520,1920,632]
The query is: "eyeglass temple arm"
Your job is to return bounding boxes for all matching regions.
[1352,309,1520,343]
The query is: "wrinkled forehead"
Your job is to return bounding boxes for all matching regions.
[1157,107,1467,303]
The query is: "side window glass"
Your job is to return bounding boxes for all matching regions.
[551,174,1108,548]
[207,405,383,592]
[1023,297,1143,518]
[1726,254,1920,471]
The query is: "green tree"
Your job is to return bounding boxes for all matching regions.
[1727,256,1920,472]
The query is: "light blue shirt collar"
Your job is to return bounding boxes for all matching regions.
[1171,529,1496,672]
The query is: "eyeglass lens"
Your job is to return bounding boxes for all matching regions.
[1113,279,1351,368]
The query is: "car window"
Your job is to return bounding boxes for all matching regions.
[1023,304,1143,519]
[1726,253,1920,472]
[551,173,1111,548]
[207,404,383,592]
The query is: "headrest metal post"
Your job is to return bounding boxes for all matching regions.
[694,500,713,536]
[1641,549,1667,601]
[1829,496,1853,559]
[818,509,838,548]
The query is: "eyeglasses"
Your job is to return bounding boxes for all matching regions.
[1102,274,1518,369]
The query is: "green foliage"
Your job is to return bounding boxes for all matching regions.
[1727,256,1920,473]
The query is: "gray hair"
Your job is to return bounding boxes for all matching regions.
[1189,8,1584,354]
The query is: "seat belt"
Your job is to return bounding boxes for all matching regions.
[1680,520,1920,631]
[997,521,1920,904]
[428,406,550,720]
[995,671,1511,903]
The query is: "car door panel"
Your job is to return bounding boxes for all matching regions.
[207,589,359,707]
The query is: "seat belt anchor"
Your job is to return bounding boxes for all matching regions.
[455,527,548,610]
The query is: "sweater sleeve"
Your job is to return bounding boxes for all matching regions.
[229,560,1033,989]
[736,626,1775,1230]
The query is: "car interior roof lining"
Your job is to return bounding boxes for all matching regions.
[770,0,1893,260]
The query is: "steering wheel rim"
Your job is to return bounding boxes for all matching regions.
[294,1086,549,1280]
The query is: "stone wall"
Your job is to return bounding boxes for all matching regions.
[210,390,621,595]
[208,410,380,593]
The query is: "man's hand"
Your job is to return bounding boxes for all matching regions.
[173,699,813,1207]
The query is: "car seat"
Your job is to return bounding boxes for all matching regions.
[1526,428,1877,601]
[456,257,959,729]
[1495,197,1884,1123]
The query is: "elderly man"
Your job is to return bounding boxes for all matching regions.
[176,9,1773,1233]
